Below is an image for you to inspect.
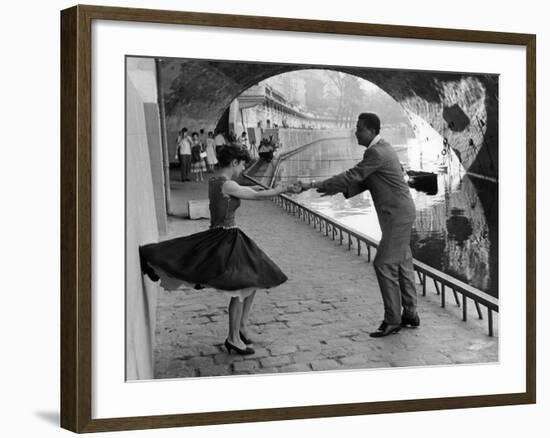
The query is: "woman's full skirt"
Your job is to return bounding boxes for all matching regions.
[140,227,287,292]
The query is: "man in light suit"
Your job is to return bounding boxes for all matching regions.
[300,113,420,337]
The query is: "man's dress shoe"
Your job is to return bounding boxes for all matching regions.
[401,313,420,328]
[369,321,401,338]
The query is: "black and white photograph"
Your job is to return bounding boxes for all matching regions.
[3,0,547,434]
[128,56,499,381]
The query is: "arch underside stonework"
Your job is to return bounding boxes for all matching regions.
[159,58,498,180]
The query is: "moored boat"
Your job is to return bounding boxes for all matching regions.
[407,170,438,195]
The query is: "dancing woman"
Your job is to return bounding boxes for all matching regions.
[140,144,295,355]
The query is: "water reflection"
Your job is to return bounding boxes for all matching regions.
[276,136,498,297]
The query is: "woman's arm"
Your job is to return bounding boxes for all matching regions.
[222,180,287,200]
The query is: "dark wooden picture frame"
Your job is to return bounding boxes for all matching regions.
[61,4,536,433]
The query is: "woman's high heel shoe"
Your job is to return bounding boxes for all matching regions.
[239,331,253,345]
[224,339,255,355]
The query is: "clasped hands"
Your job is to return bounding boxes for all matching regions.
[274,180,328,195]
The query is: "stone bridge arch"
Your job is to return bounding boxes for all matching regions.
[159,58,498,179]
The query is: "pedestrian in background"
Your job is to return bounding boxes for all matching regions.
[175,127,192,182]
[199,128,207,149]
[214,130,226,158]
[190,132,206,182]
[238,131,249,151]
[205,131,218,171]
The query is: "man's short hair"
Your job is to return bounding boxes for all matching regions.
[358,113,381,134]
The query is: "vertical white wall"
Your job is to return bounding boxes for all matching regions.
[125,58,164,380]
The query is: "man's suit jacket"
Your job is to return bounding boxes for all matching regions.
[320,138,416,228]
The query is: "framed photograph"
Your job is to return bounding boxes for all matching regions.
[60,4,536,433]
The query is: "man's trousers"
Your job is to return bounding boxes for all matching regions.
[179,154,191,181]
[372,220,417,325]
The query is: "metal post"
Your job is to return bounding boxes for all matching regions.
[452,288,461,307]
[422,273,426,296]
[434,279,441,295]
[475,301,483,319]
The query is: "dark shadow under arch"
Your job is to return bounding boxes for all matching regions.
[158,56,498,180]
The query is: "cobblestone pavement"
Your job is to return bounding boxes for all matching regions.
[154,175,498,379]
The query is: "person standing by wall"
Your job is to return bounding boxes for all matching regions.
[199,128,207,149]
[238,131,249,152]
[175,127,192,182]
[205,131,218,171]
[199,128,210,170]
[190,132,206,182]
[214,130,226,158]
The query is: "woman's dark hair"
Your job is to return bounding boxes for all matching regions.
[217,144,251,167]
[191,131,199,137]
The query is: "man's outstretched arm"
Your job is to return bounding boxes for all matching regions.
[303,149,384,198]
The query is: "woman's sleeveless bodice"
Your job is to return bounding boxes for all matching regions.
[208,176,241,228]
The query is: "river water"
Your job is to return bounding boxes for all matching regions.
[275,136,498,298]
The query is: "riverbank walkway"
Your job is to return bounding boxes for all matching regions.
[154,168,498,379]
